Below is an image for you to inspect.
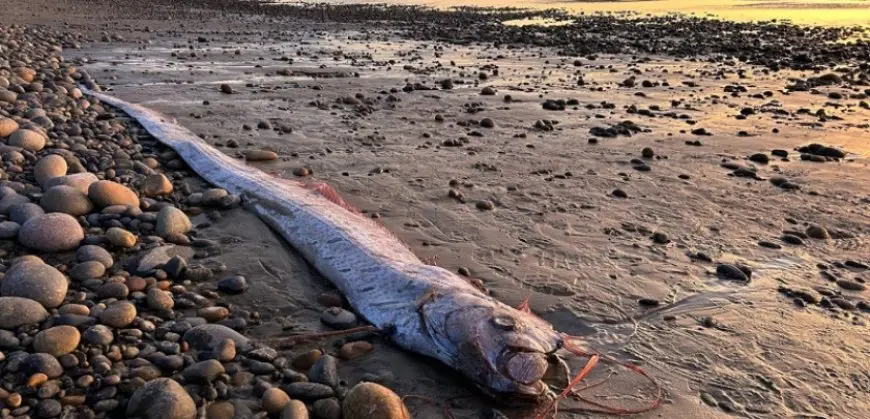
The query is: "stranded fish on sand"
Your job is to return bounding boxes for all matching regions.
[83,88,660,416]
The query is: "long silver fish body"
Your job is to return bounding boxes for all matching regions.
[84,89,564,398]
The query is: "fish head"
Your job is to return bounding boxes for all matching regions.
[425,293,563,399]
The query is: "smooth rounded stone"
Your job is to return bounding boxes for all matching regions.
[282,382,334,400]
[200,189,228,207]
[308,355,339,388]
[292,350,323,371]
[88,181,140,208]
[34,155,68,187]
[40,186,93,216]
[97,281,129,299]
[141,174,173,197]
[69,261,106,281]
[9,203,44,224]
[0,118,19,137]
[76,245,114,268]
[136,245,193,274]
[312,398,341,419]
[262,387,291,414]
[806,225,831,240]
[154,355,185,371]
[781,234,804,245]
[105,227,137,248]
[58,304,90,316]
[837,279,867,291]
[243,150,278,161]
[217,275,247,294]
[24,353,64,378]
[198,307,229,323]
[100,301,137,328]
[147,288,174,311]
[339,341,373,361]
[206,401,235,419]
[127,378,196,419]
[320,307,357,330]
[182,359,224,383]
[156,206,192,237]
[716,264,750,282]
[36,398,62,418]
[317,291,344,308]
[44,173,98,194]
[19,213,83,252]
[214,338,236,362]
[183,324,251,353]
[342,382,409,419]
[1,260,67,308]
[280,400,309,419]
[0,220,20,239]
[33,326,80,357]
[0,297,49,329]
[8,129,46,151]
[0,191,31,215]
[0,329,21,348]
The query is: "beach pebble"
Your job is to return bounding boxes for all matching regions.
[76,245,114,268]
[24,353,63,378]
[33,326,80,356]
[214,338,236,362]
[220,84,233,94]
[19,213,84,252]
[0,296,49,329]
[9,203,44,224]
[1,260,67,308]
[0,220,20,239]
[88,180,140,208]
[282,382,334,400]
[244,150,278,161]
[182,359,225,382]
[147,287,175,311]
[82,325,114,345]
[716,264,750,282]
[217,275,248,294]
[40,185,94,215]
[44,172,99,194]
[308,355,339,388]
[0,117,19,137]
[312,398,341,419]
[320,307,357,329]
[156,206,192,237]
[8,128,46,151]
[339,341,373,360]
[126,378,196,419]
[806,225,830,240]
[262,387,291,414]
[141,173,173,196]
[206,401,235,419]
[292,349,323,371]
[279,400,309,419]
[183,324,252,352]
[34,154,68,187]
[105,227,137,248]
[0,191,31,215]
[100,301,137,328]
[342,382,409,419]
[198,306,229,322]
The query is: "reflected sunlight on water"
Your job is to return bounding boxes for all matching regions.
[290,0,870,26]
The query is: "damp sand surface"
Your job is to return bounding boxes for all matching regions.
[8,1,870,417]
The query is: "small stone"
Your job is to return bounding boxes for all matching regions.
[18,213,83,252]
[40,185,93,216]
[105,227,137,248]
[44,173,99,194]
[97,281,129,299]
[716,264,749,282]
[36,399,62,418]
[219,84,233,94]
[100,301,137,328]
[339,341,373,361]
[320,307,357,330]
[24,353,64,378]
[126,378,196,419]
[806,225,830,240]
[76,245,114,269]
[309,355,339,388]
[262,387,291,414]
[141,174,173,197]
[198,307,229,322]
[837,280,866,292]
[34,155,68,187]
[9,129,47,151]
[342,382,409,419]
[279,400,309,419]
[215,338,236,362]
[147,288,174,311]
[292,349,323,371]
[156,206,192,237]
[317,291,344,308]
[182,359,225,383]
[88,180,140,208]
[9,203,44,224]
[748,153,769,164]
[217,275,247,294]
[282,382,334,400]
[206,401,235,419]
[0,220,19,239]
[244,150,278,161]
[781,234,804,245]
[68,261,106,281]
[183,324,252,352]
[312,398,341,419]
[1,260,67,308]
[0,117,19,137]
[611,189,628,198]
[641,147,654,158]
[33,326,80,356]
[475,200,495,211]
[82,325,114,346]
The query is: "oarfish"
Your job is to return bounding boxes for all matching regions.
[83,89,575,400]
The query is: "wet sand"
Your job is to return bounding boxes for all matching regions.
[6,0,870,417]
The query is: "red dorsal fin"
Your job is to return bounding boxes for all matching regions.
[517,294,532,313]
[304,182,362,214]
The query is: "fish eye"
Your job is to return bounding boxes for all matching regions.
[492,315,516,330]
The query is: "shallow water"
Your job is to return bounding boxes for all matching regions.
[290,0,870,26]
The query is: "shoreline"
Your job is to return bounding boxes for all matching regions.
[2,0,870,418]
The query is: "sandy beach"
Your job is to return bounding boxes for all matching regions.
[0,0,868,418]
